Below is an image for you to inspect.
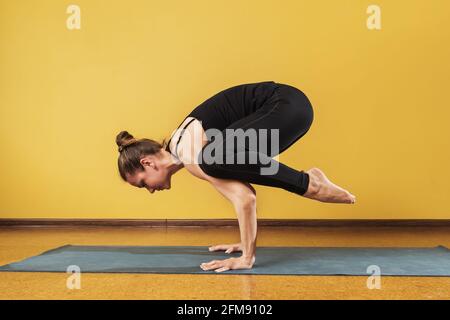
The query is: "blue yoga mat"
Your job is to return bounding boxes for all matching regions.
[0,245,449,276]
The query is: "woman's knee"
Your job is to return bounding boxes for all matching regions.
[198,139,232,178]
[198,161,227,179]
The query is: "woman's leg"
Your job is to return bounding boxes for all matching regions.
[198,84,314,196]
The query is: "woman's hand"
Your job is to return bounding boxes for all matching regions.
[208,243,242,254]
[200,255,255,273]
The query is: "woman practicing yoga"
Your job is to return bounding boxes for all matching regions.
[116,80,356,272]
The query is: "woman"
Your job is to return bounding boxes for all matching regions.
[116,80,356,273]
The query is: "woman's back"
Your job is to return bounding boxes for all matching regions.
[188,80,279,133]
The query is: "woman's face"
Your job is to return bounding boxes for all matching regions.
[126,156,171,193]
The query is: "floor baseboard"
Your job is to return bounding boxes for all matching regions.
[0,218,449,228]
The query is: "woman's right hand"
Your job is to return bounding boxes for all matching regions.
[208,243,242,254]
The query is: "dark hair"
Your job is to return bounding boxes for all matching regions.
[116,130,168,181]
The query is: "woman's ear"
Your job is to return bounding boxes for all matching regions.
[140,156,151,167]
[140,156,157,170]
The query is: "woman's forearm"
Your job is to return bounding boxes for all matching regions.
[234,197,257,263]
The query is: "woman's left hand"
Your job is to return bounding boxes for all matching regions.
[200,255,255,273]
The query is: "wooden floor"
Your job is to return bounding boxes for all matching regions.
[0,226,449,300]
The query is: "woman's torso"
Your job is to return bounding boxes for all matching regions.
[166,80,279,160]
[188,80,279,132]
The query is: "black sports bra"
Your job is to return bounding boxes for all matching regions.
[165,117,196,159]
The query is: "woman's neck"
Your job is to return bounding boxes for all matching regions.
[162,149,184,175]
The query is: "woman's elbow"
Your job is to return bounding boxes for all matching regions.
[235,192,257,210]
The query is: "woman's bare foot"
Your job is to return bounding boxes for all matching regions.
[303,167,356,204]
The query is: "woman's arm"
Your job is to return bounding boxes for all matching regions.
[206,173,258,262]
[185,160,257,257]
[175,121,257,271]
[181,157,257,271]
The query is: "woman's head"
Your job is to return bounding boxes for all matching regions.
[116,131,172,193]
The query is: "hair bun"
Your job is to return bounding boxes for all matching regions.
[116,131,137,152]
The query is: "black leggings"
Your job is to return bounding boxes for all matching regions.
[198,83,314,195]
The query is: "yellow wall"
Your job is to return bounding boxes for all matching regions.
[1,0,449,219]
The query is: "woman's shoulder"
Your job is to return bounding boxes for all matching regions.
[177,120,211,181]
[174,118,207,161]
